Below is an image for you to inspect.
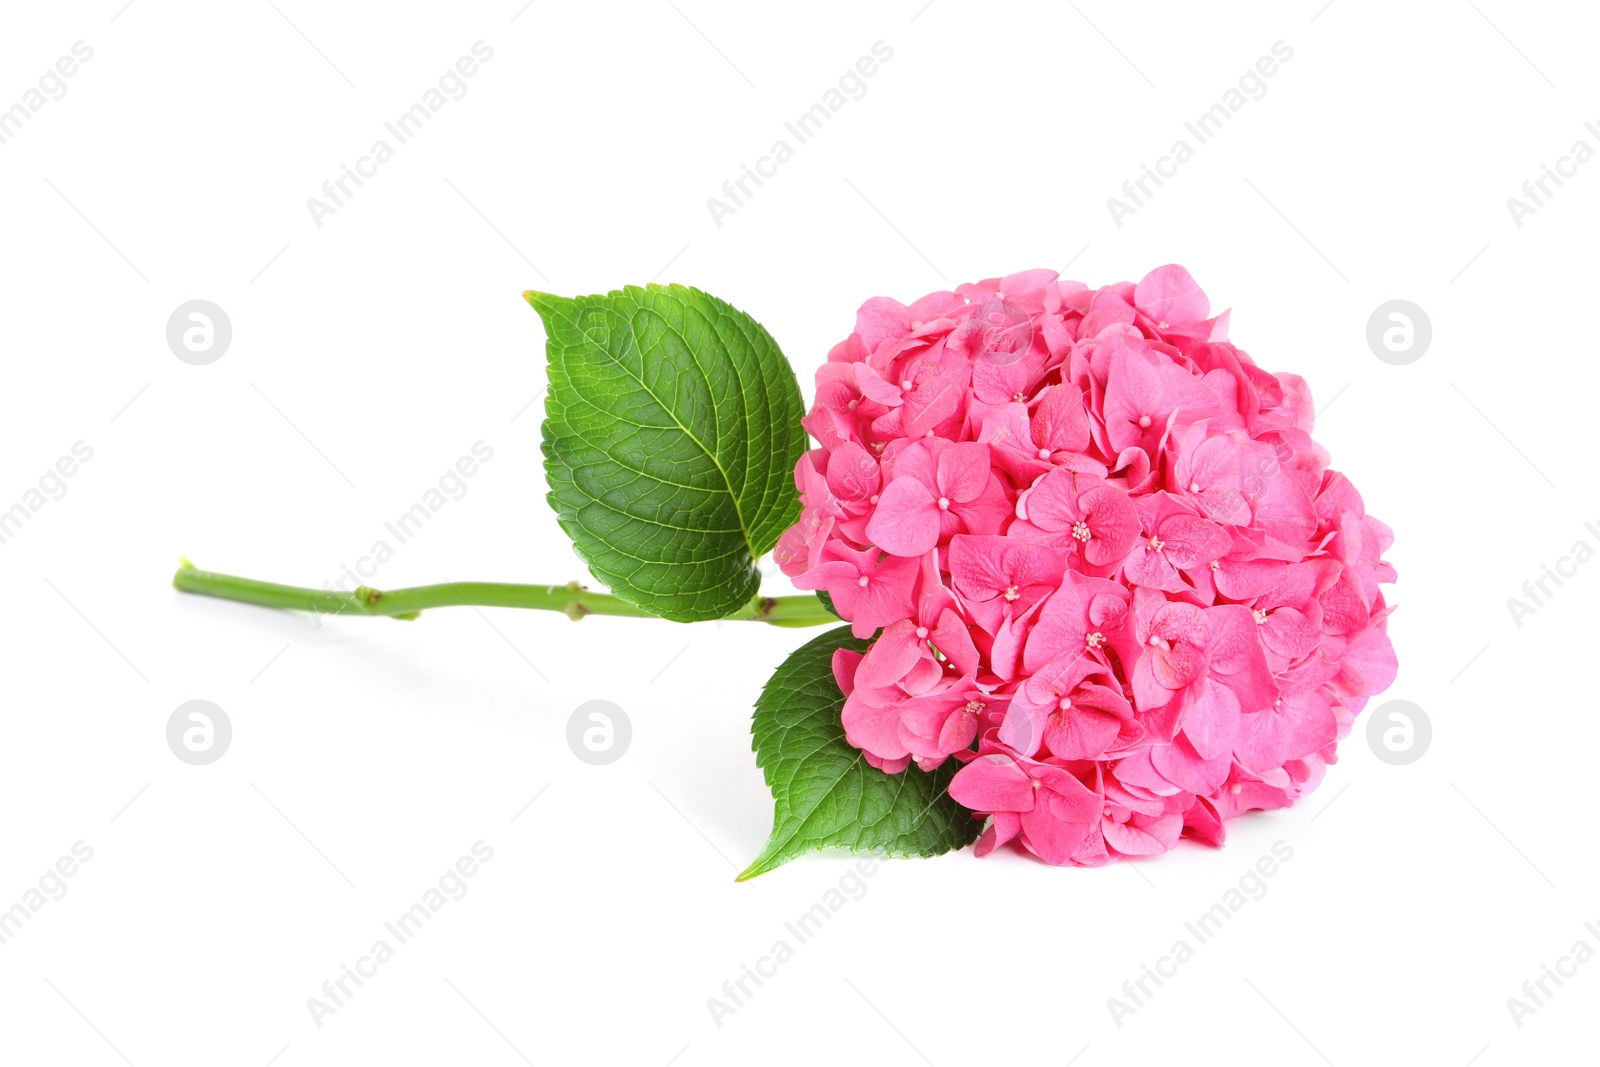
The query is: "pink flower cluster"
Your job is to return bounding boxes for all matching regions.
[776,265,1398,866]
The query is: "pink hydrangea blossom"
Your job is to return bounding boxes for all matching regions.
[781,264,1398,867]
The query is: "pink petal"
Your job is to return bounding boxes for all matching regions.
[1182,796,1226,847]
[841,692,910,763]
[950,754,1036,813]
[825,441,880,502]
[974,811,1021,856]
[1208,604,1278,712]
[1338,622,1398,696]
[831,649,863,697]
[1033,384,1090,453]
[1184,679,1241,759]
[1235,692,1336,774]
[937,706,979,754]
[936,442,992,502]
[1151,733,1232,794]
[1079,484,1139,567]
[1103,811,1182,856]
[1044,706,1121,760]
[856,621,925,690]
[865,477,940,557]
[1135,264,1209,326]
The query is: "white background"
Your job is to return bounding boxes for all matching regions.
[1,1,1593,1063]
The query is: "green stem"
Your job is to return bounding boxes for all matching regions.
[170,560,837,628]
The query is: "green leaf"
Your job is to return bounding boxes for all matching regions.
[815,589,841,619]
[739,626,981,880]
[528,284,807,623]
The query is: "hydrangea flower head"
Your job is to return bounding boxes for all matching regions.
[777,265,1398,867]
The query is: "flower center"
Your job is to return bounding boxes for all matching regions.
[1057,696,1072,711]
[937,496,951,510]
[1138,414,1152,429]
[1014,392,1028,403]
[1037,447,1051,460]
[857,575,870,588]
[963,699,985,715]
[1210,560,1220,570]
[1189,481,1200,492]
[1003,584,1020,601]
[1072,521,1092,542]
[915,626,929,639]
[1157,320,1170,330]
[1253,608,1268,624]
[1148,536,1164,552]
[1085,631,1105,649]
[900,379,913,390]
